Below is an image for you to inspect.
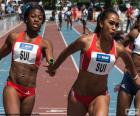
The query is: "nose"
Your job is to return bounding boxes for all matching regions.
[110,21,119,31]
[34,17,39,22]
[112,25,116,32]
[112,24,115,28]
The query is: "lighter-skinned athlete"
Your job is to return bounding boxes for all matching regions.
[48,9,140,116]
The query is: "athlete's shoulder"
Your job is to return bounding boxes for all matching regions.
[128,29,139,39]
[40,38,53,48]
[72,33,94,51]
[79,33,94,43]
[40,37,51,44]
[7,32,21,42]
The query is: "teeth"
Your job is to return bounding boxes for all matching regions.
[33,25,38,27]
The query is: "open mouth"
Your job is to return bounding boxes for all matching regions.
[33,24,39,28]
[32,24,41,30]
[110,32,115,36]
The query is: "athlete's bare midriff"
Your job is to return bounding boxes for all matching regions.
[72,70,108,96]
[8,61,38,87]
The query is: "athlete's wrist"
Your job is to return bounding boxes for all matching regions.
[49,58,54,65]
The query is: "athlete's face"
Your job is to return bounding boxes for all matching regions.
[100,13,119,39]
[27,9,44,32]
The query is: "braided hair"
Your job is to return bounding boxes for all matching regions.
[23,3,46,24]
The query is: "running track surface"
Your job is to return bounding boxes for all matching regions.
[0,20,126,116]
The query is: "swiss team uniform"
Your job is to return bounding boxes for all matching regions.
[71,33,117,108]
[6,32,42,100]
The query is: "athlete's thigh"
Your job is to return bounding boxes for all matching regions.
[67,92,87,116]
[20,95,35,115]
[134,90,140,115]
[88,94,110,116]
[3,86,20,115]
[116,90,133,116]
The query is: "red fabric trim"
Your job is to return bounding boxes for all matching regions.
[6,81,35,100]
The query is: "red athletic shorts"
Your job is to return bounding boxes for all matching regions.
[72,90,108,108]
[6,81,35,100]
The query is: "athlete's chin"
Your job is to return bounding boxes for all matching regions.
[31,28,40,32]
[111,32,115,36]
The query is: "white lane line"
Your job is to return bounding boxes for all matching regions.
[39,107,66,109]
[55,22,79,72]
[0,22,22,38]
[39,107,66,112]
[39,112,66,115]
[41,21,47,37]
[72,26,81,35]
[37,107,67,114]
[114,65,124,74]
[46,109,66,113]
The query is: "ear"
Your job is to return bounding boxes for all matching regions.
[99,21,103,28]
[25,18,28,23]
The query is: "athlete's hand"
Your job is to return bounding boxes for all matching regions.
[43,65,56,76]
[47,64,56,76]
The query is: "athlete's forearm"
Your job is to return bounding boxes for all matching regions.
[52,55,66,71]
[0,38,12,60]
[124,52,137,78]
[51,50,68,71]
[0,49,11,60]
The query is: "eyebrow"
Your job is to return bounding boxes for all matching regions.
[108,19,118,22]
[108,19,119,24]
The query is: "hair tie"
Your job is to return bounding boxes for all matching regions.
[24,4,31,13]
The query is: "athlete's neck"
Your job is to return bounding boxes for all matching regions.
[26,30,38,39]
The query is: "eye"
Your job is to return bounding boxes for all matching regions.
[108,21,119,28]
[30,14,35,18]
[38,16,43,20]
[109,21,114,25]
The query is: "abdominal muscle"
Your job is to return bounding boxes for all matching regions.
[8,61,38,87]
[72,70,108,96]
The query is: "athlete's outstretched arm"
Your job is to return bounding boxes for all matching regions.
[42,39,54,65]
[121,29,138,47]
[116,42,140,88]
[0,33,13,60]
[49,36,86,72]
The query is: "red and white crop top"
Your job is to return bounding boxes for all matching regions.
[12,32,42,66]
[80,33,116,75]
